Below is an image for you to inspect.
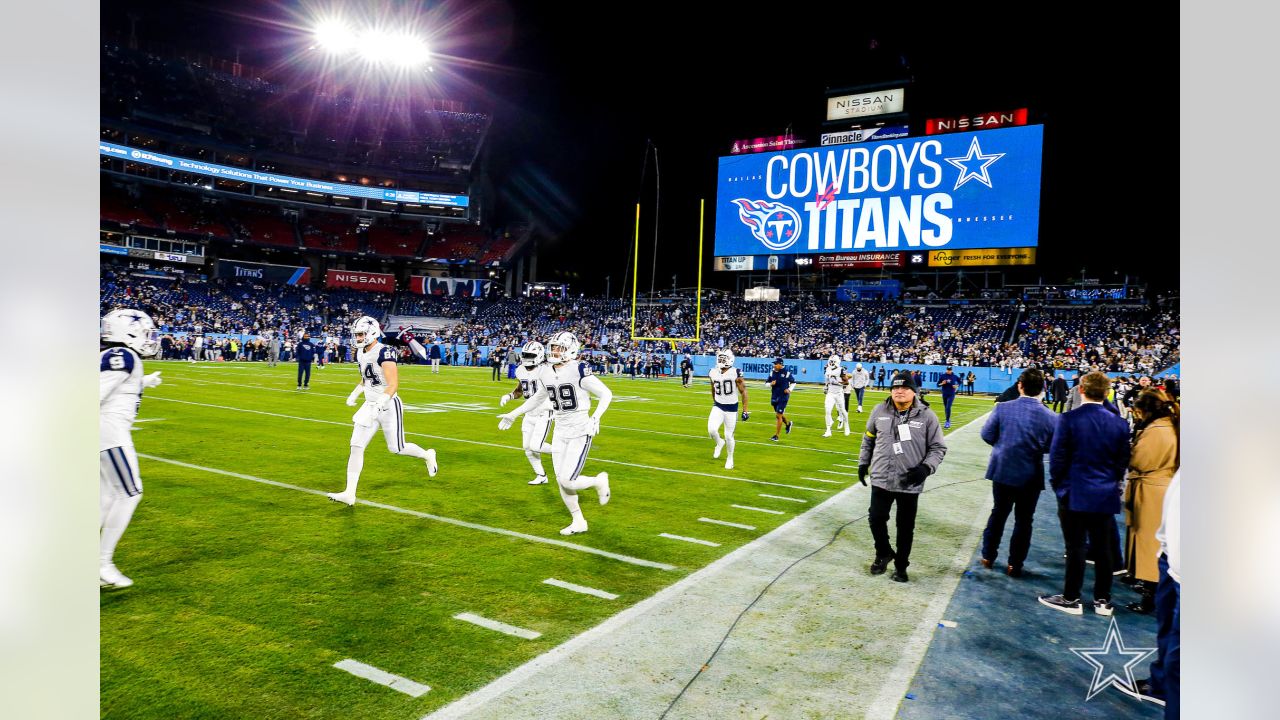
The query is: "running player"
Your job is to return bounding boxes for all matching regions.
[499,340,556,485]
[707,349,749,470]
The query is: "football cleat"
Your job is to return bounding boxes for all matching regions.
[785,421,794,434]
[528,475,549,485]
[560,519,589,536]
[725,457,734,470]
[425,449,438,477]
[713,440,724,459]
[596,472,611,505]
[822,430,832,438]
[326,492,356,507]
[844,426,851,436]
[100,563,133,589]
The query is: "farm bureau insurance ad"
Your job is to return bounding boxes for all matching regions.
[714,125,1042,256]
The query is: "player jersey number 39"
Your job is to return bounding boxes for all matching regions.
[547,383,579,411]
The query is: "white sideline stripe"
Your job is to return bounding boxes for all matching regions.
[698,517,756,530]
[659,533,721,547]
[135,453,676,571]
[181,376,853,456]
[819,469,857,477]
[800,476,846,484]
[454,613,542,640]
[145,396,830,493]
[332,659,430,697]
[542,578,618,600]
[759,493,807,503]
[730,504,785,515]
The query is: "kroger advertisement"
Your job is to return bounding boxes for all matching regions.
[99,141,469,208]
[714,125,1042,257]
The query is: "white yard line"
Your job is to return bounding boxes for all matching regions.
[819,469,857,477]
[135,453,675,571]
[658,533,721,547]
[758,493,807,503]
[143,395,831,493]
[332,659,430,697]
[800,477,846,485]
[542,578,619,600]
[453,613,542,640]
[698,518,756,530]
[730,505,786,515]
[834,464,861,469]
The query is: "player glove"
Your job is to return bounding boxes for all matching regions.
[372,393,393,410]
[142,371,162,388]
[858,464,870,486]
[741,410,750,421]
[905,463,931,487]
[586,416,601,437]
[499,393,511,407]
[497,413,515,431]
[346,385,363,407]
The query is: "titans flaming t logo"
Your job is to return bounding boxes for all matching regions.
[732,198,802,251]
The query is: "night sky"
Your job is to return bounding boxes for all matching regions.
[102,1,1176,295]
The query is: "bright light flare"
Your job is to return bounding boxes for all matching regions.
[314,20,357,53]
[315,20,431,69]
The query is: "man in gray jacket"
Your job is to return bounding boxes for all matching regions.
[858,372,948,582]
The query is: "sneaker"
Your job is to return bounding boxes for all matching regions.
[822,430,833,438]
[425,449,438,477]
[870,553,895,575]
[560,519,588,536]
[844,426,851,436]
[1038,594,1083,615]
[725,457,734,470]
[326,491,356,507]
[857,405,863,413]
[596,472,611,505]
[100,563,133,589]
[1125,597,1155,614]
[979,558,995,569]
[837,418,844,430]
[528,475,548,485]
[1116,678,1166,706]
[944,421,951,429]
[1006,565,1024,578]
[1093,598,1114,616]
[770,435,779,442]
[785,420,793,434]
[891,569,909,583]
[296,385,302,390]
[713,440,724,459]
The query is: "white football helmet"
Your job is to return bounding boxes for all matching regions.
[716,349,735,370]
[101,308,160,357]
[547,331,580,364]
[520,340,546,368]
[352,315,382,348]
[828,354,842,370]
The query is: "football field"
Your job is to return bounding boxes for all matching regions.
[102,361,995,719]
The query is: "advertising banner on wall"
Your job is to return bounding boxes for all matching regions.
[409,276,493,296]
[713,256,756,271]
[925,108,1028,135]
[730,136,805,154]
[815,251,903,269]
[325,269,396,293]
[714,125,1043,257]
[926,247,1037,267]
[825,88,905,121]
[820,125,910,145]
[216,259,311,284]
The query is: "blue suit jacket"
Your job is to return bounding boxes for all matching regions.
[1048,403,1131,513]
[980,396,1058,489]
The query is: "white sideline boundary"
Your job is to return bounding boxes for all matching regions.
[135,453,675,571]
[332,659,430,697]
[144,395,832,493]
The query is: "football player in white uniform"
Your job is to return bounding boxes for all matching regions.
[327,316,438,506]
[499,340,556,485]
[707,349,749,470]
[100,309,163,588]
[822,354,850,437]
[497,331,613,535]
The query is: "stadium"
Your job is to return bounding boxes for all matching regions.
[83,2,1197,718]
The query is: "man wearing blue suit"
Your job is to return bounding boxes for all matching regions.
[1040,372,1132,616]
[979,369,1057,577]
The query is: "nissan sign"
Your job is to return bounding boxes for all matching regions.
[926,108,1028,135]
[325,269,397,293]
[826,88,905,121]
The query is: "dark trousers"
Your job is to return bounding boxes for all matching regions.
[854,387,865,406]
[981,482,1042,569]
[1057,498,1114,601]
[491,363,500,380]
[297,362,311,387]
[942,392,956,421]
[843,393,850,411]
[868,486,920,570]
[1149,553,1180,716]
[1052,396,1065,413]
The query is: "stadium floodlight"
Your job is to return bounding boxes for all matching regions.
[314,20,357,54]
[355,29,430,68]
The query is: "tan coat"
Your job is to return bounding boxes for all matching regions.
[1124,417,1178,581]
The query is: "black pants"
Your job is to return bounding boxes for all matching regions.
[1052,396,1065,413]
[981,482,1042,569]
[682,370,691,386]
[492,363,500,380]
[1150,553,1179,712]
[868,486,920,571]
[1057,498,1114,601]
[297,362,311,387]
[843,393,850,411]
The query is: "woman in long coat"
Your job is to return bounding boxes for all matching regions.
[1123,388,1180,612]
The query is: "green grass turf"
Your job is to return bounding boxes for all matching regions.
[102,361,993,719]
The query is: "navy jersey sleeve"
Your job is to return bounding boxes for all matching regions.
[377,346,399,364]
[100,348,135,373]
[578,361,592,379]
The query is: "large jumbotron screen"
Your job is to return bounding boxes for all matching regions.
[714,124,1043,257]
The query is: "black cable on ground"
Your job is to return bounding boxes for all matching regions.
[658,477,983,719]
